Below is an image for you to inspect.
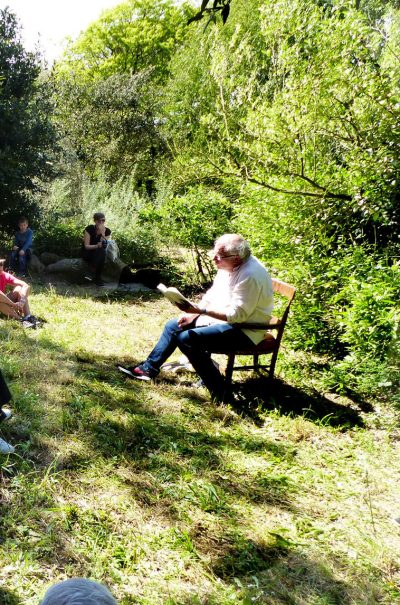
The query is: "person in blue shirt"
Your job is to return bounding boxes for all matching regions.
[11,216,33,276]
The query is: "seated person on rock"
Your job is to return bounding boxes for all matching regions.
[82,212,111,286]
[0,258,37,326]
[10,215,33,276]
[117,234,274,403]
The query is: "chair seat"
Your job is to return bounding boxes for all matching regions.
[234,332,276,354]
[214,332,276,355]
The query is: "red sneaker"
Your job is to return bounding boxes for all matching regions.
[117,365,152,381]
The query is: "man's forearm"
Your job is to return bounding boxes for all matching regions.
[199,307,227,322]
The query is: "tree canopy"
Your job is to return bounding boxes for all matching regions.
[0,8,56,228]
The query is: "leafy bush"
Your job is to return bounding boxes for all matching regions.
[150,185,235,281]
[36,173,161,265]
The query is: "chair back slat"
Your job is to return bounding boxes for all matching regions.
[272,278,296,302]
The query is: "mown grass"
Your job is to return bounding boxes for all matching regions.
[0,282,399,605]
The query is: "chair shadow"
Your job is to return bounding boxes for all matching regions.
[233,376,366,429]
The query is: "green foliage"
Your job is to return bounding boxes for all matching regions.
[57,0,195,84]
[36,173,160,264]
[33,221,82,257]
[152,185,234,279]
[54,71,163,183]
[0,8,56,230]
[333,259,400,362]
[52,0,195,183]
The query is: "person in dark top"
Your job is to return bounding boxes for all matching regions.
[82,212,111,286]
[0,369,14,454]
[11,216,33,276]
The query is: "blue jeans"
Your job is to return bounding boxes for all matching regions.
[141,318,253,401]
[11,249,31,273]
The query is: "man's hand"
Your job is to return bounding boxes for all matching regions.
[12,246,19,251]
[176,303,201,314]
[178,313,198,328]
[19,249,25,256]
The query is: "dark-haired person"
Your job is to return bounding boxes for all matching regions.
[0,258,37,327]
[0,369,14,454]
[10,216,33,276]
[118,234,274,403]
[82,212,111,286]
[39,578,118,605]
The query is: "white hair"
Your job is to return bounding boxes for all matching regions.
[214,234,251,260]
[40,579,118,605]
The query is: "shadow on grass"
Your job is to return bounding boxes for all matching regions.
[0,587,22,605]
[234,376,366,429]
[175,549,353,604]
[0,325,369,605]
[61,364,297,515]
[33,278,159,306]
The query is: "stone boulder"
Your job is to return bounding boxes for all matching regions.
[45,256,126,283]
[28,253,45,274]
[40,252,62,266]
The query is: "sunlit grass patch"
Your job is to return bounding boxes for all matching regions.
[0,286,399,604]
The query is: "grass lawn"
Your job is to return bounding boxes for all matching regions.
[0,283,399,604]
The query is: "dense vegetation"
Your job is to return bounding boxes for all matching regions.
[45,0,399,401]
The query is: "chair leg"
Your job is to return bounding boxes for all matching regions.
[253,354,259,372]
[223,353,235,402]
[269,350,278,379]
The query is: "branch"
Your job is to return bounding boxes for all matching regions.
[188,0,231,26]
[206,156,352,201]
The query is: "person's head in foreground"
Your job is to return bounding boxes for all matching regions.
[39,578,118,605]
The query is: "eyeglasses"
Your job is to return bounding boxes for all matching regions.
[213,254,237,261]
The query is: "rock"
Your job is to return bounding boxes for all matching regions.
[45,258,88,281]
[45,256,127,284]
[28,253,45,274]
[40,252,62,265]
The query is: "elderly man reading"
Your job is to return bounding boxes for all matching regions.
[118,234,273,402]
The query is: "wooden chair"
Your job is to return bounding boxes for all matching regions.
[216,278,296,398]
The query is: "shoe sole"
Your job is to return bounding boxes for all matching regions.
[116,365,151,381]
[0,410,12,422]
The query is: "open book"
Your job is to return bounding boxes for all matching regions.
[157,283,200,312]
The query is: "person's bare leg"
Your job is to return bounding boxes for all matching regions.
[11,287,30,316]
[0,301,21,320]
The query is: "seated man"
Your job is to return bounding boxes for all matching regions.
[0,258,36,326]
[118,234,274,402]
[10,215,33,276]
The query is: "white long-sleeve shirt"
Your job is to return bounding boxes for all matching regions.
[197,255,274,344]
